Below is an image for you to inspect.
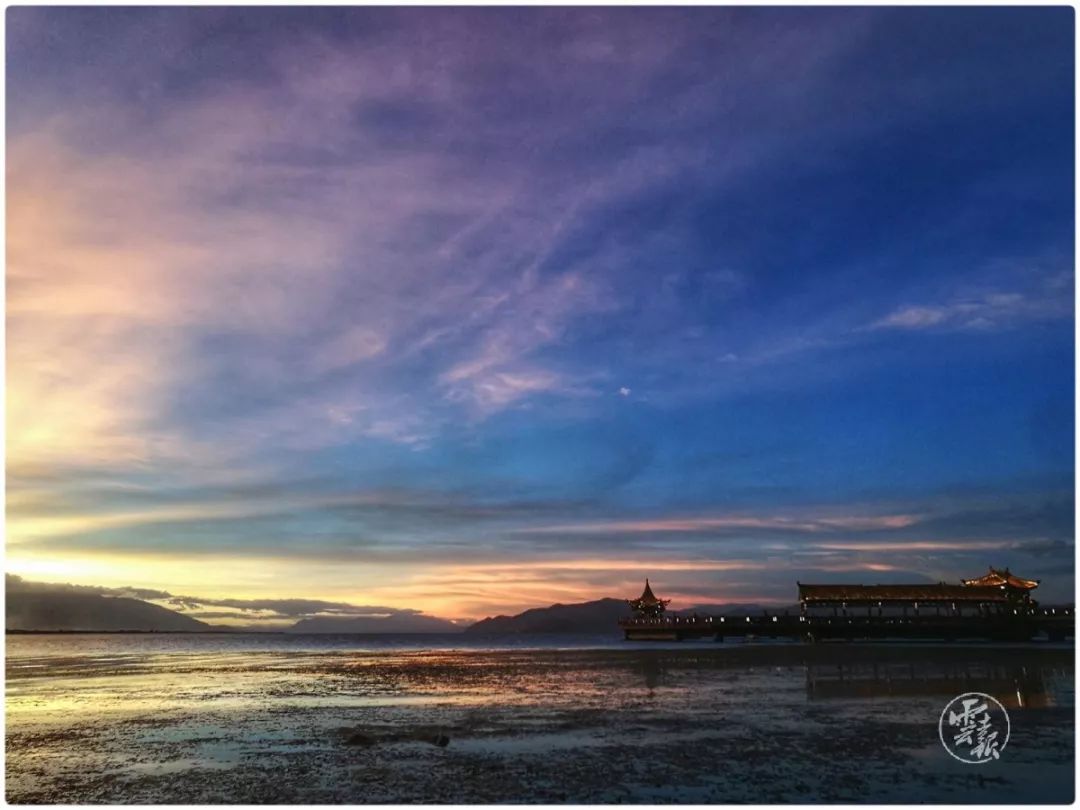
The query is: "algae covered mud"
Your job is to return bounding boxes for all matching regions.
[5,634,1074,803]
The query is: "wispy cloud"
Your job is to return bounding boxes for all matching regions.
[438,272,615,413]
[515,513,921,535]
[868,271,1072,333]
[6,7,889,479]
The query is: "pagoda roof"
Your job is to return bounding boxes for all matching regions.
[637,579,661,605]
[628,579,670,608]
[961,567,1039,590]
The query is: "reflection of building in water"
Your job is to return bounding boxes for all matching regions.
[798,567,1040,619]
[636,654,667,692]
[805,661,1057,709]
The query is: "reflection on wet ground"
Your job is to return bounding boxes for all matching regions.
[806,659,1065,707]
[5,637,1074,803]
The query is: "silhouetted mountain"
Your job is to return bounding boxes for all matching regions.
[288,613,463,633]
[674,603,800,617]
[465,599,804,635]
[465,598,631,635]
[6,590,210,632]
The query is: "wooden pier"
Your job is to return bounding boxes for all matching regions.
[619,607,1075,642]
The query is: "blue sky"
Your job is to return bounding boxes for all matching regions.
[6,7,1074,622]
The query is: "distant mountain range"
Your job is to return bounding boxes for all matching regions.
[465,598,799,635]
[6,590,211,632]
[465,598,630,635]
[6,577,791,634]
[5,579,463,634]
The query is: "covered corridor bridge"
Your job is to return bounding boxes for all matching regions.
[619,569,1073,641]
[798,567,1040,619]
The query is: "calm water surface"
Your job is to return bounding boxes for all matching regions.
[5,634,1074,803]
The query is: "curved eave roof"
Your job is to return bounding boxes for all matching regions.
[961,568,1039,590]
[630,579,668,607]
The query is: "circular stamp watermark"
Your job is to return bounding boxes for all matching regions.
[938,691,1010,763]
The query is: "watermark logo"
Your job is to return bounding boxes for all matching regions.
[938,691,1010,763]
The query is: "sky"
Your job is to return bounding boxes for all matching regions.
[5,7,1075,626]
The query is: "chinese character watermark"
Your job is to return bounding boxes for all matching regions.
[938,691,1010,764]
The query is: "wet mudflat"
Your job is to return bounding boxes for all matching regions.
[5,635,1074,803]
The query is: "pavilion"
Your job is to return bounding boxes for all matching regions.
[798,567,1040,618]
[627,579,671,619]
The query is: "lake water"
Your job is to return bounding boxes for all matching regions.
[5,633,1074,803]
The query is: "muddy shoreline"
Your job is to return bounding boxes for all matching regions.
[6,639,1074,803]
